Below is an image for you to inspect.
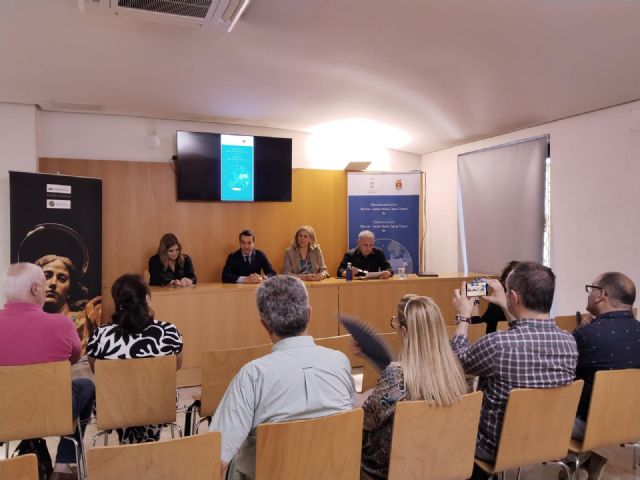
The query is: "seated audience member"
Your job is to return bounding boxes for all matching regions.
[337,230,393,279]
[282,225,330,280]
[221,229,276,284]
[148,233,196,287]
[360,294,468,479]
[451,261,577,479]
[469,260,519,334]
[87,274,183,444]
[210,276,355,479]
[567,272,640,478]
[0,263,95,480]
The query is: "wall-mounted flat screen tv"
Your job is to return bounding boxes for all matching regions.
[176,131,292,202]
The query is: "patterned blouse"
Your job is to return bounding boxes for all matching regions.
[361,362,406,480]
[87,320,183,444]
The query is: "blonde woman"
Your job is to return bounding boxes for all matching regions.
[282,226,330,281]
[360,295,468,479]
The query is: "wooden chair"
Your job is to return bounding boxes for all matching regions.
[474,380,584,478]
[569,369,640,471]
[315,334,365,368]
[0,454,38,480]
[388,391,483,480]
[0,361,84,480]
[87,431,221,480]
[194,344,272,433]
[93,355,180,445]
[361,332,401,391]
[554,314,579,332]
[255,408,363,480]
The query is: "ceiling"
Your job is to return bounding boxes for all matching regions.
[0,0,638,154]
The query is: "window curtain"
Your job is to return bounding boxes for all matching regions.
[457,135,548,274]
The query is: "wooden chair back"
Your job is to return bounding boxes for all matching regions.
[479,380,583,473]
[554,314,579,332]
[94,355,177,431]
[360,332,401,391]
[577,369,640,452]
[87,431,221,480]
[255,408,363,480]
[200,344,272,417]
[445,323,487,343]
[315,334,363,367]
[388,391,483,480]
[0,454,38,480]
[0,361,74,441]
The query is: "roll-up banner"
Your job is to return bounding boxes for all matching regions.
[347,172,421,273]
[9,171,103,354]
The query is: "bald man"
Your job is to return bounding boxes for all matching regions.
[570,272,640,479]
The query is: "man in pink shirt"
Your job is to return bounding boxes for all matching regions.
[0,263,95,480]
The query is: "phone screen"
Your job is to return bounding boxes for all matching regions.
[466,282,487,297]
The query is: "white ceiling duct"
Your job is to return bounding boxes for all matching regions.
[98,0,251,30]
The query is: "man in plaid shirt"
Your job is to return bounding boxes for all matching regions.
[451,261,578,479]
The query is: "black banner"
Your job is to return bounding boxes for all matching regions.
[10,171,103,351]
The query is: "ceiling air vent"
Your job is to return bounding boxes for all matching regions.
[100,0,250,30]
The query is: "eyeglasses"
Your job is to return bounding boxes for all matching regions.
[585,285,604,294]
[390,315,399,329]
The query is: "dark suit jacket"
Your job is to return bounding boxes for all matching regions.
[221,249,276,283]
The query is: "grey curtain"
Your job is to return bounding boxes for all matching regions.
[457,136,548,274]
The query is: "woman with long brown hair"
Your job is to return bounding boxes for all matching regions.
[360,295,468,479]
[148,233,196,286]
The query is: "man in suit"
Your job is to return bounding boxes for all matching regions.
[221,229,276,284]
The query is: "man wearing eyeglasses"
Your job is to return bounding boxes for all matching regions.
[451,261,578,480]
[570,273,639,478]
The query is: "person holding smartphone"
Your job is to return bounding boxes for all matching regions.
[469,260,519,333]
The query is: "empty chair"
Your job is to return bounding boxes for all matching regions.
[0,454,38,480]
[474,380,583,478]
[255,408,363,480]
[92,355,181,445]
[87,431,221,480]
[388,391,483,480]
[0,361,84,480]
[194,344,272,433]
[569,369,640,471]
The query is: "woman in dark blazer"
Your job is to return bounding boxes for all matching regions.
[148,233,196,286]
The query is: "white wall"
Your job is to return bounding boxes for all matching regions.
[422,101,640,315]
[0,103,37,304]
[36,111,421,171]
[0,107,420,297]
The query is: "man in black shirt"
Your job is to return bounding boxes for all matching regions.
[570,271,639,479]
[336,230,392,279]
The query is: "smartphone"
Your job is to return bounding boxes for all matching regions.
[466,281,487,297]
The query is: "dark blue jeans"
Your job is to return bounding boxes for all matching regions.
[55,378,95,463]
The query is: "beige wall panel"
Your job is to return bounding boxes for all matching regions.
[39,158,347,303]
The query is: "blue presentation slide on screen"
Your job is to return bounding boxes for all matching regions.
[221,134,254,201]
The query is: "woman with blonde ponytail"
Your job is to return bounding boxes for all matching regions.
[360,294,468,479]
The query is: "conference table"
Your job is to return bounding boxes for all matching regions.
[150,273,483,386]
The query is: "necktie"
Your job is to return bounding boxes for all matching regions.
[244,255,250,265]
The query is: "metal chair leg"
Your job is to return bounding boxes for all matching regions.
[92,430,112,447]
[168,423,183,439]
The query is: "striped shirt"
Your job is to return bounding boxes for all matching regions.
[451,318,578,458]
